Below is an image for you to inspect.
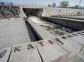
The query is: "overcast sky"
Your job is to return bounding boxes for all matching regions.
[0,0,84,6]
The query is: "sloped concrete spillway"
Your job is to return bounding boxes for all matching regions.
[1,5,84,62]
[0,17,84,62]
[0,18,41,49]
[23,8,43,17]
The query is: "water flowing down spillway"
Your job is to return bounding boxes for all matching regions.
[28,16,75,36]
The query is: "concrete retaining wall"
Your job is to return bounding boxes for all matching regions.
[26,19,55,39]
[42,7,84,17]
[42,17,84,30]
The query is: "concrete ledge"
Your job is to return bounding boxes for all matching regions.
[26,19,55,39]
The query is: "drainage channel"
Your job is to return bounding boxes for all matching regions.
[41,19,76,32]
[41,18,76,32]
[28,16,76,37]
[24,19,42,42]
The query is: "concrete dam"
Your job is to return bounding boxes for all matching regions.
[0,2,84,62]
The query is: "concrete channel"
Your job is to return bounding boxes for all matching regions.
[0,16,84,62]
[24,19,41,41]
[42,17,84,30]
[25,18,55,40]
[26,16,76,38]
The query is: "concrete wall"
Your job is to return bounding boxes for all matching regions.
[19,6,27,17]
[42,7,84,17]
[42,17,84,30]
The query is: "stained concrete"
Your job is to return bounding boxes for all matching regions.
[0,47,12,62]
[51,35,82,60]
[9,43,42,62]
[27,19,55,39]
[0,18,31,49]
[35,40,67,62]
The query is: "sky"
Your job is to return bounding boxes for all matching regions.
[0,0,84,6]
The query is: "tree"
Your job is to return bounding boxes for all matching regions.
[52,3,56,7]
[48,4,51,7]
[60,1,69,8]
[75,5,79,9]
[77,12,81,16]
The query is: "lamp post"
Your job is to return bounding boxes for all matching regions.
[79,0,81,8]
[59,10,61,17]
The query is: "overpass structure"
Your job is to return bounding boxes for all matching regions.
[0,2,84,62]
[21,4,84,17]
